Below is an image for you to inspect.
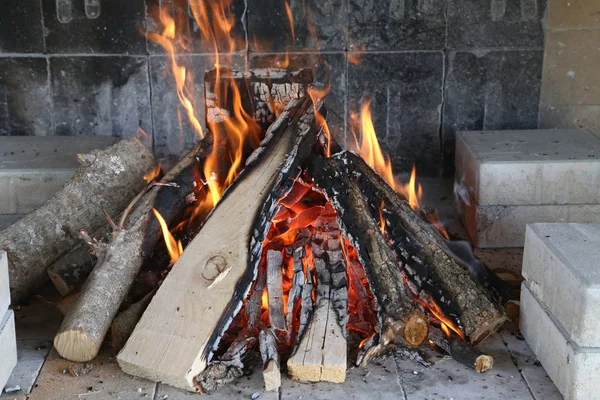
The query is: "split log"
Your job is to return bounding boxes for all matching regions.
[266,250,286,331]
[286,247,304,340]
[194,328,258,393]
[247,262,266,329]
[118,97,324,391]
[0,138,156,303]
[53,136,213,362]
[309,156,429,352]
[287,296,347,383]
[110,289,157,351]
[322,151,506,344]
[259,328,280,392]
[298,278,314,344]
[429,327,493,373]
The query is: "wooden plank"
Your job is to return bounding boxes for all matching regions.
[287,296,346,383]
[266,250,285,331]
[117,98,320,391]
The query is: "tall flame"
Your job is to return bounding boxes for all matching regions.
[152,208,182,264]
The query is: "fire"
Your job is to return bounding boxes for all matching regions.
[152,208,182,264]
[308,85,333,157]
[143,164,161,183]
[378,201,386,234]
[284,1,295,42]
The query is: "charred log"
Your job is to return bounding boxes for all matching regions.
[429,327,493,373]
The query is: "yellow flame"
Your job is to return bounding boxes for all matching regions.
[143,164,161,183]
[378,201,386,234]
[152,208,182,264]
[308,85,333,157]
[284,1,295,42]
[441,323,451,337]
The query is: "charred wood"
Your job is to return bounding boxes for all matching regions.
[259,328,281,392]
[429,327,493,373]
[266,250,286,331]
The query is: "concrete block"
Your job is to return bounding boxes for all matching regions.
[455,129,600,206]
[541,30,600,106]
[540,104,600,135]
[547,0,600,30]
[0,310,17,392]
[0,251,9,316]
[0,136,119,214]
[523,223,600,347]
[521,282,600,400]
[460,202,600,248]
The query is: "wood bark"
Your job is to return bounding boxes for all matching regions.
[319,151,506,344]
[53,136,213,362]
[110,289,157,351]
[118,97,324,392]
[309,156,429,352]
[259,328,281,392]
[0,138,156,303]
[429,327,493,373]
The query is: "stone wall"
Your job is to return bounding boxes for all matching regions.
[0,0,547,176]
[539,0,600,133]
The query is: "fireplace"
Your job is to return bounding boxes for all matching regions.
[3,1,600,399]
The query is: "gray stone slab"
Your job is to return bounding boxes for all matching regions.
[0,0,45,53]
[0,57,53,137]
[0,311,17,393]
[0,252,9,315]
[443,50,543,172]
[348,0,446,51]
[50,56,152,140]
[348,52,444,176]
[447,0,546,49]
[455,129,600,206]
[0,215,22,230]
[1,339,52,396]
[499,324,563,400]
[520,282,600,400]
[458,201,600,248]
[522,223,600,347]
[0,136,119,214]
[248,0,345,52]
[397,333,533,399]
[42,0,146,54]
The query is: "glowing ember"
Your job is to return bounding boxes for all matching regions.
[152,208,182,264]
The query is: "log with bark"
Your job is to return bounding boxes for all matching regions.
[117,97,325,391]
[308,155,430,354]
[318,151,506,345]
[53,136,214,362]
[428,327,493,373]
[0,138,156,303]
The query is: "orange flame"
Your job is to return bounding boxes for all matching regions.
[152,208,182,264]
[378,201,386,234]
[143,164,161,183]
[441,323,451,337]
[284,1,295,42]
[308,85,333,157]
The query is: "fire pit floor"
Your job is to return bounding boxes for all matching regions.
[1,179,563,400]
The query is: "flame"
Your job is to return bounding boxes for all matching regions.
[441,323,451,337]
[143,164,161,183]
[152,208,182,264]
[423,297,465,341]
[308,85,333,157]
[284,1,295,42]
[378,201,386,234]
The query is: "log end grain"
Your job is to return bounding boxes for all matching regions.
[403,312,429,348]
[475,355,494,373]
[54,329,100,362]
[263,360,281,392]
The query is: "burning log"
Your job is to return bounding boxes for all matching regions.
[266,250,286,331]
[259,328,281,392]
[324,151,506,344]
[194,328,258,393]
[286,247,304,339]
[117,97,324,391]
[53,136,213,362]
[309,156,430,353]
[0,138,156,303]
[429,327,493,373]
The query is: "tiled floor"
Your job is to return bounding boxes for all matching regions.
[0,178,564,399]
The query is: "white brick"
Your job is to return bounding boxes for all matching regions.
[455,129,600,206]
[520,282,600,400]
[0,136,119,214]
[522,224,600,347]
[459,201,600,248]
[0,310,17,392]
[0,251,9,315]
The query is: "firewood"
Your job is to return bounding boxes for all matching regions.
[266,250,286,331]
[259,328,280,391]
[247,263,266,329]
[287,295,347,383]
[110,289,157,351]
[429,326,493,373]
[298,279,314,343]
[53,136,213,363]
[324,151,506,344]
[309,156,429,352]
[117,97,324,391]
[0,138,156,303]
[286,247,304,340]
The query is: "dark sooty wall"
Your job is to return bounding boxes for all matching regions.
[0,0,546,175]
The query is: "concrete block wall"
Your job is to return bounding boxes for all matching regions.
[539,0,600,133]
[0,0,547,176]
